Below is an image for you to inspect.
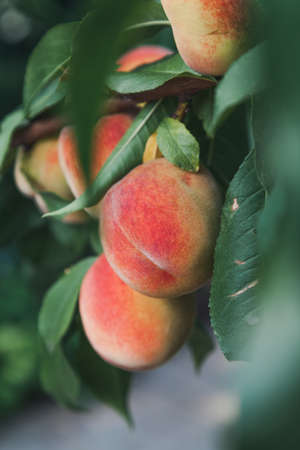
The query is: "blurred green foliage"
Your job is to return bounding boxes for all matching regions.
[0,0,176,416]
[0,0,93,409]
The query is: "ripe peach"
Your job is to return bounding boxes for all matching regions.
[117,45,173,72]
[14,138,86,224]
[100,158,222,298]
[58,113,133,218]
[161,0,253,75]
[79,254,196,371]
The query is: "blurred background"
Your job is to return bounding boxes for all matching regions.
[0,1,240,448]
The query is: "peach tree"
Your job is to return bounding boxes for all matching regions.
[0,1,299,447]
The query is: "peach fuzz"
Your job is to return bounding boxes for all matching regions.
[79,254,196,371]
[14,138,86,224]
[58,113,133,218]
[100,158,223,299]
[117,45,173,72]
[161,0,253,75]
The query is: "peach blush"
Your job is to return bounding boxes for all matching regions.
[117,45,173,72]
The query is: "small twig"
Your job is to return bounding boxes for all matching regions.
[207,138,215,167]
[173,101,189,122]
[104,96,141,115]
[12,117,65,148]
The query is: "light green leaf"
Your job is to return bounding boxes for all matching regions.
[0,109,27,173]
[38,257,96,352]
[157,118,200,172]
[108,53,215,97]
[23,22,79,117]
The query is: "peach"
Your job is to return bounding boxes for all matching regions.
[161,0,253,75]
[14,138,86,224]
[142,132,163,163]
[100,158,222,298]
[117,45,173,72]
[58,113,133,218]
[79,254,196,371]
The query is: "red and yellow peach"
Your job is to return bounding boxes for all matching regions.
[100,158,222,298]
[161,0,253,75]
[14,138,86,223]
[79,254,196,370]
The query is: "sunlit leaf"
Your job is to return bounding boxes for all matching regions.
[157,118,200,172]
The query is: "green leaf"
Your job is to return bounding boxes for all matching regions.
[126,1,169,32]
[188,320,214,371]
[69,3,138,181]
[49,220,90,251]
[0,109,27,173]
[108,53,215,100]
[210,151,265,360]
[157,118,200,172]
[0,175,41,246]
[40,343,81,408]
[44,98,176,218]
[77,332,132,424]
[206,43,267,137]
[38,257,96,352]
[206,105,250,187]
[39,192,70,212]
[26,77,68,120]
[23,22,79,117]
[89,221,103,255]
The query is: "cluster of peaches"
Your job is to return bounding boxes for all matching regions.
[15,0,255,371]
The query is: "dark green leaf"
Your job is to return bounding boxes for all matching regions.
[77,332,132,424]
[126,1,169,32]
[188,321,214,371]
[89,221,103,255]
[0,274,38,321]
[69,3,138,181]
[108,54,215,101]
[0,109,27,173]
[44,99,176,218]
[206,43,267,137]
[49,220,89,250]
[38,257,96,352]
[157,118,200,172]
[0,175,41,246]
[205,105,250,187]
[40,343,81,408]
[23,22,79,117]
[210,151,265,360]
[251,98,274,193]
